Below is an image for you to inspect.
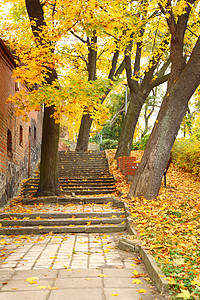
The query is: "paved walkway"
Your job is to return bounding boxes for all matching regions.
[0,232,168,299]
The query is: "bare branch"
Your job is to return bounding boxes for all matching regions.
[70,30,87,44]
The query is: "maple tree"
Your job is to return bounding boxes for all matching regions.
[114,1,171,158]
[1,0,121,193]
[128,0,200,199]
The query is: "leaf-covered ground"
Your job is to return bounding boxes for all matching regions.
[107,149,200,300]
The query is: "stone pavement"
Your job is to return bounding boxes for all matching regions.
[0,232,168,300]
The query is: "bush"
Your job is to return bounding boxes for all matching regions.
[172,137,200,177]
[100,139,118,149]
[132,134,150,150]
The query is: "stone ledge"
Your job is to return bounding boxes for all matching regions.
[118,237,168,294]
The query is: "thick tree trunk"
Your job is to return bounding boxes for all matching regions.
[115,92,144,158]
[25,0,60,196]
[128,37,200,199]
[75,114,93,152]
[37,105,60,196]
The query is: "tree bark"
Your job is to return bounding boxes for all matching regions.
[75,114,93,152]
[115,39,169,159]
[115,92,145,157]
[25,0,60,196]
[37,105,60,195]
[128,36,200,199]
[75,32,97,152]
[75,36,126,152]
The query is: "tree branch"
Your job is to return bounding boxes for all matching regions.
[70,30,87,43]
[158,0,176,35]
[108,48,120,80]
[149,73,169,90]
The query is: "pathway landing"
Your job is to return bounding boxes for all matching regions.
[0,231,168,300]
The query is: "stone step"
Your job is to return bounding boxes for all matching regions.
[0,217,125,227]
[0,211,125,219]
[21,189,115,197]
[0,224,126,235]
[58,159,108,167]
[26,177,115,183]
[22,196,116,205]
[60,183,115,187]
[25,182,115,187]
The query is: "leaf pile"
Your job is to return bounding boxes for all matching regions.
[107,149,200,300]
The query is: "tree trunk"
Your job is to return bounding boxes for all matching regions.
[115,92,144,158]
[37,105,60,196]
[128,37,200,199]
[25,0,60,196]
[75,114,93,152]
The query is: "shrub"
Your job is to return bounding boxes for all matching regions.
[132,134,150,150]
[172,137,200,177]
[100,139,118,149]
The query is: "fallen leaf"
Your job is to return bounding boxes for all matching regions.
[132,270,139,275]
[137,289,146,293]
[46,286,58,290]
[176,289,191,299]
[132,279,142,284]
[25,277,39,284]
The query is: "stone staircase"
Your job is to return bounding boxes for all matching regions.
[20,151,116,197]
[0,202,127,235]
[0,150,129,235]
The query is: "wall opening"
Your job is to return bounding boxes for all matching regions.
[34,126,36,140]
[7,129,12,157]
[19,125,23,146]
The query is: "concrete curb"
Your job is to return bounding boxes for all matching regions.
[117,198,168,294]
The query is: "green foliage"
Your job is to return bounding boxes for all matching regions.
[100,122,121,140]
[132,134,150,150]
[100,139,118,149]
[172,137,200,177]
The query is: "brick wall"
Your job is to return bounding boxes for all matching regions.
[117,156,139,176]
[0,39,42,206]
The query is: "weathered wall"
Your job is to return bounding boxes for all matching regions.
[0,39,42,206]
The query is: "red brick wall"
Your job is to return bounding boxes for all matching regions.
[0,40,42,206]
[117,156,139,176]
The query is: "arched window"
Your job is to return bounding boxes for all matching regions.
[7,129,12,157]
[19,125,23,146]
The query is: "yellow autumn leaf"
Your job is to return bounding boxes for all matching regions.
[132,270,139,275]
[132,279,142,284]
[98,274,108,278]
[63,267,73,271]
[47,286,58,290]
[191,279,200,287]
[85,278,92,280]
[25,277,39,284]
[104,249,110,253]
[137,289,146,293]
[0,239,8,245]
[38,225,44,229]
[111,294,119,296]
[176,289,191,299]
